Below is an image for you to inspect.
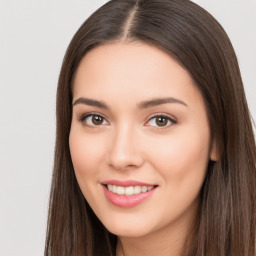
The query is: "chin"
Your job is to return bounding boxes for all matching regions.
[108,227,151,238]
[102,218,155,238]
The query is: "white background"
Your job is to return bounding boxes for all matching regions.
[0,0,255,255]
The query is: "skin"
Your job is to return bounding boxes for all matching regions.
[69,42,217,256]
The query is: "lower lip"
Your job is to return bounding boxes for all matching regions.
[102,185,156,208]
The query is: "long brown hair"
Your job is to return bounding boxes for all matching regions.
[45,0,256,255]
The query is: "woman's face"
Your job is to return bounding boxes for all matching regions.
[69,42,217,238]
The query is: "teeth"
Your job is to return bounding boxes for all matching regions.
[134,186,141,194]
[125,186,134,196]
[116,186,125,195]
[142,186,147,192]
[108,184,113,191]
[107,185,154,196]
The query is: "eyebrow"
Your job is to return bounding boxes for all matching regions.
[137,97,187,109]
[72,97,187,109]
[73,97,109,109]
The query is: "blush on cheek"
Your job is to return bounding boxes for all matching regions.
[69,133,106,179]
[69,138,89,174]
[157,135,210,179]
[70,148,94,176]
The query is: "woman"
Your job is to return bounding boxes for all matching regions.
[45,0,256,255]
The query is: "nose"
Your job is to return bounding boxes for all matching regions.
[106,123,144,170]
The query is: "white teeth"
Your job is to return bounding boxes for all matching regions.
[134,186,142,194]
[108,184,113,191]
[142,186,147,192]
[148,186,154,191]
[107,185,154,196]
[116,186,125,195]
[125,186,134,196]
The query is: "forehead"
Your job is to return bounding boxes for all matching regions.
[72,42,203,109]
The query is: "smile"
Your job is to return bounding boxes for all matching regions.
[101,180,158,208]
[106,185,154,196]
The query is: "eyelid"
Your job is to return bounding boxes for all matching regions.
[144,113,177,128]
[77,112,109,127]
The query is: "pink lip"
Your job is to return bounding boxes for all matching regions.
[102,182,157,208]
[102,179,155,187]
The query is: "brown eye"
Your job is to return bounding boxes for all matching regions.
[92,115,104,125]
[147,115,175,128]
[79,114,108,127]
[156,116,168,127]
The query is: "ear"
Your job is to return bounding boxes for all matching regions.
[210,138,219,161]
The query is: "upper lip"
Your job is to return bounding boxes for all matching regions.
[101,180,157,187]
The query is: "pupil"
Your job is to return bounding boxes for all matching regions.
[92,115,103,125]
[156,117,167,126]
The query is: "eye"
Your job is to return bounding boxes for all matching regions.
[78,113,109,127]
[146,114,176,128]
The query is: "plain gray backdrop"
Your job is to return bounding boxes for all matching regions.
[0,0,255,255]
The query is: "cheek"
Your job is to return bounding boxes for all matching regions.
[147,128,211,223]
[69,127,105,181]
[149,127,210,184]
[69,126,110,213]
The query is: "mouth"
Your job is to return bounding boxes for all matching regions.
[101,180,158,208]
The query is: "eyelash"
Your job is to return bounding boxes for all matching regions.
[146,114,177,128]
[77,112,177,129]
